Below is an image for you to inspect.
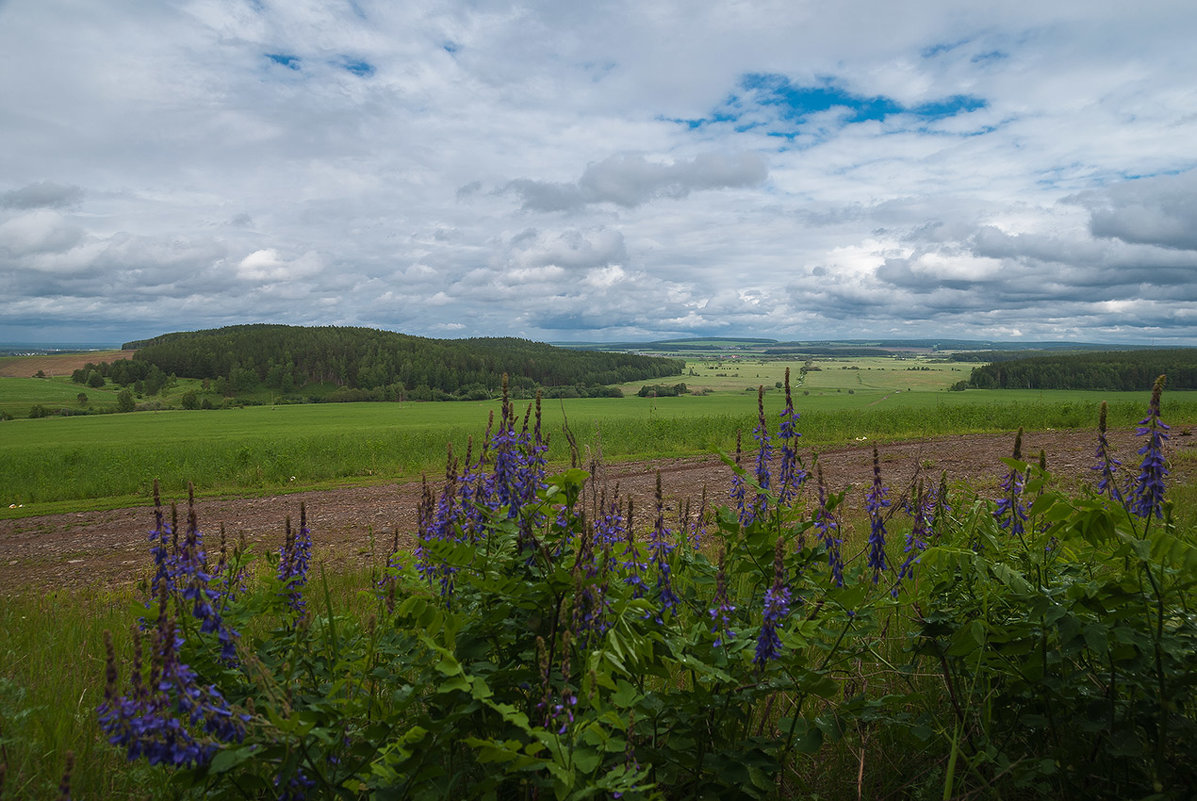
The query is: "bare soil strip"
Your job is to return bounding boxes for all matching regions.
[1,429,1187,594]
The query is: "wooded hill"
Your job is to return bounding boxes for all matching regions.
[123,325,684,400]
[965,349,1197,391]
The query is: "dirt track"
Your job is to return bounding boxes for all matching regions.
[1,429,1189,594]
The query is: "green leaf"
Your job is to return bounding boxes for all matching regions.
[208,745,255,775]
[572,746,603,774]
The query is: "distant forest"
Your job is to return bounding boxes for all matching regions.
[965,349,1197,391]
[119,325,684,400]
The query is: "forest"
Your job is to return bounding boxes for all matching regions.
[109,324,684,400]
[964,348,1197,390]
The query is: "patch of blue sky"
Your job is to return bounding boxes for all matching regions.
[676,73,987,137]
[265,53,301,71]
[663,111,741,130]
[971,50,1008,64]
[341,58,375,77]
[443,41,460,54]
[920,39,971,58]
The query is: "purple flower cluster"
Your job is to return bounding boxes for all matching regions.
[708,551,736,647]
[1132,375,1170,520]
[278,505,313,620]
[620,499,650,600]
[485,394,549,522]
[813,467,844,587]
[754,538,791,667]
[98,612,245,768]
[146,485,238,663]
[729,431,749,525]
[993,429,1029,538]
[647,473,680,622]
[893,481,933,596]
[776,368,807,505]
[415,452,464,600]
[865,447,890,582]
[275,768,316,801]
[749,387,772,523]
[536,632,578,736]
[572,514,613,645]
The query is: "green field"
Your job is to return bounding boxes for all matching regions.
[3,378,1195,517]
[4,354,1194,516]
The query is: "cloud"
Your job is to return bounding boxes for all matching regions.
[236,249,323,281]
[1072,170,1197,251]
[505,152,768,212]
[0,181,83,209]
[0,210,84,256]
[2,2,1197,345]
[504,227,627,270]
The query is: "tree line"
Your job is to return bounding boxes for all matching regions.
[963,349,1197,390]
[122,325,685,399]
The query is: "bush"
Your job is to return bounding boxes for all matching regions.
[116,389,135,413]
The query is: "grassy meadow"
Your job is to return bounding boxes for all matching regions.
[3,354,1196,516]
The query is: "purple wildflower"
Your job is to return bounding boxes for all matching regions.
[593,484,627,548]
[275,769,316,801]
[278,506,312,620]
[814,466,844,587]
[620,498,650,599]
[754,538,791,667]
[893,482,930,597]
[179,509,239,663]
[993,428,1029,538]
[750,387,772,523]
[1092,402,1126,505]
[729,431,749,525]
[777,368,807,505]
[708,550,736,647]
[98,609,245,768]
[865,446,890,582]
[572,517,612,645]
[647,473,680,621]
[1132,375,1170,520]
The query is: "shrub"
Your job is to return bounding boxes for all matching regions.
[116,389,135,413]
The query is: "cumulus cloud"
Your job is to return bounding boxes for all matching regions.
[505,152,768,212]
[1072,170,1197,251]
[236,249,324,281]
[0,209,84,256]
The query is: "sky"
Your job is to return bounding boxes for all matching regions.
[2,1,1196,347]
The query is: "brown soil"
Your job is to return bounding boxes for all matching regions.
[0,350,134,378]
[2,429,1190,595]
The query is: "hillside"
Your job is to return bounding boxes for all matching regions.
[122,324,685,400]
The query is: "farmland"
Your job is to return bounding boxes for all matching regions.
[2,350,1197,800]
[4,352,1195,515]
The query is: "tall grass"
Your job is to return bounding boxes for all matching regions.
[4,395,1195,513]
